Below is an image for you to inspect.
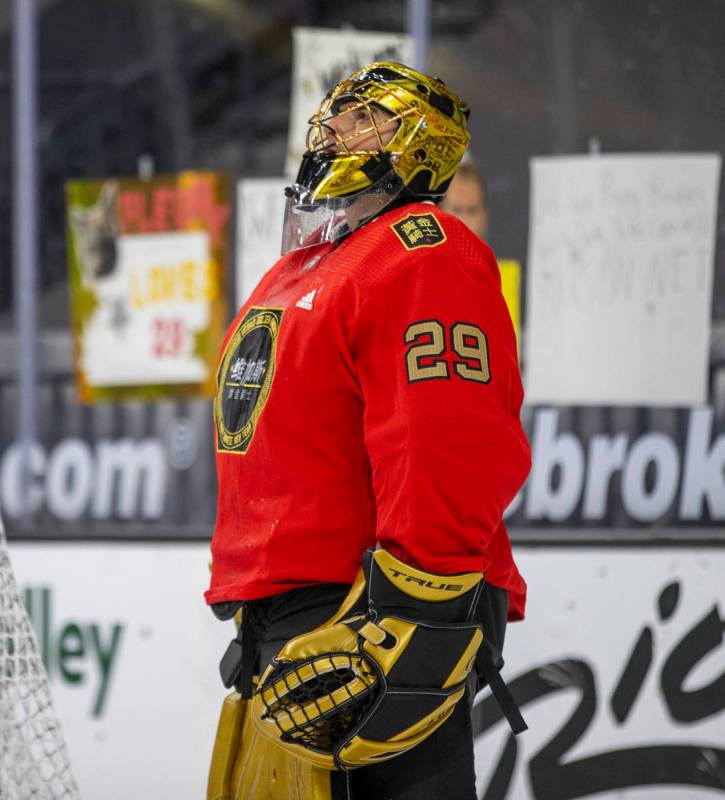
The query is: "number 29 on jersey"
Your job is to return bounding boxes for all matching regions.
[404,320,491,384]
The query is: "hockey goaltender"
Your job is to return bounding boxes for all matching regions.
[204,61,531,800]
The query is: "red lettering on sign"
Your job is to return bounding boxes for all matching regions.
[152,318,186,358]
[118,178,229,243]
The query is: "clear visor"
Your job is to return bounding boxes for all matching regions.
[280,173,403,256]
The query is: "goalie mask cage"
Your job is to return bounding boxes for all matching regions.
[0,514,80,800]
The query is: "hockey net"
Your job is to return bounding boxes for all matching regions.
[0,513,80,800]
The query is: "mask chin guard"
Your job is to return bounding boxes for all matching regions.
[280,165,403,256]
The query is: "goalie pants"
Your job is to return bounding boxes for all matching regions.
[209,581,509,800]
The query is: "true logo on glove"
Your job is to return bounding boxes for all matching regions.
[386,567,463,593]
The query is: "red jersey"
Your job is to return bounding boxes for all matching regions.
[205,202,531,620]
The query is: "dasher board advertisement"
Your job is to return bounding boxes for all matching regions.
[474,548,725,800]
[66,173,230,403]
[525,154,721,407]
[9,543,725,800]
[286,27,412,178]
[1,403,723,535]
[9,543,229,800]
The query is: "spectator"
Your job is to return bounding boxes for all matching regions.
[440,156,489,240]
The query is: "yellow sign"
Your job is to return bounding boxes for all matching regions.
[66,173,230,403]
[498,259,521,349]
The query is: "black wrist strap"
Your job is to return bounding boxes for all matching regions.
[476,648,527,735]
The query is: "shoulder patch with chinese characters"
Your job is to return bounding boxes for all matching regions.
[391,213,447,250]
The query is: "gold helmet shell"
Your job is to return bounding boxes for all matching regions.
[298,61,471,201]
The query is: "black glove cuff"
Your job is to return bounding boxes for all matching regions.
[364,548,484,624]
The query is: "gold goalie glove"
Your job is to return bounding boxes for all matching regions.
[250,548,485,771]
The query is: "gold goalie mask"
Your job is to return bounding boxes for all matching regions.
[250,549,484,770]
[281,61,471,255]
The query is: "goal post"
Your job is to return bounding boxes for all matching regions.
[0,511,80,800]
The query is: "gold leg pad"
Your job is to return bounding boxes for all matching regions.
[208,692,336,800]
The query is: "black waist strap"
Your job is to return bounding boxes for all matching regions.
[217,603,257,699]
[214,584,351,700]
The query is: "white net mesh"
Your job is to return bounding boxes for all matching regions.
[0,514,80,800]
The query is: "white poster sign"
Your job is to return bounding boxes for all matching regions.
[525,154,721,406]
[236,178,287,308]
[475,549,725,799]
[81,232,212,386]
[286,27,412,178]
[67,173,229,401]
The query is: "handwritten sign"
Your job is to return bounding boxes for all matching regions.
[285,27,412,178]
[525,155,721,406]
[235,179,287,309]
[66,173,230,402]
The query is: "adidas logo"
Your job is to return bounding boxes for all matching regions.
[295,289,317,311]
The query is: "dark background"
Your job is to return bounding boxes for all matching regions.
[1,0,724,327]
[1,1,723,539]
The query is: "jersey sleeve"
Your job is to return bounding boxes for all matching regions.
[344,230,531,589]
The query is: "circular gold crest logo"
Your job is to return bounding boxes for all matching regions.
[214,307,283,454]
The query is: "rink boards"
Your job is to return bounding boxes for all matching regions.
[8,543,725,800]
